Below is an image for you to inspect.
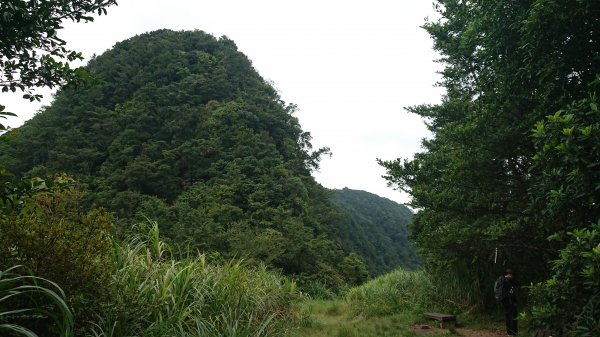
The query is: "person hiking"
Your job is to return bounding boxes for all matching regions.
[496,269,518,336]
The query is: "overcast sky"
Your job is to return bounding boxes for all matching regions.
[2,0,444,205]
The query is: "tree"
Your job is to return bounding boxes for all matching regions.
[0,177,113,335]
[527,79,600,333]
[0,166,45,212]
[339,252,370,286]
[379,0,600,310]
[0,0,117,128]
[528,221,600,336]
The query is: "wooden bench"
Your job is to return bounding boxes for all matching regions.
[423,312,456,328]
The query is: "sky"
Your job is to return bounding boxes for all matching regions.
[2,0,444,205]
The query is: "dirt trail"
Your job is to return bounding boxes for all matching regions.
[412,324,507,337]
[455,327,506,337]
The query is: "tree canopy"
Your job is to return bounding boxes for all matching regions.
[379,0,600,328]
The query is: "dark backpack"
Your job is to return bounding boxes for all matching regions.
[494,276,506,301]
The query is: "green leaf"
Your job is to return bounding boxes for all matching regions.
[0,324,39,337]
[533,120,546,137]
[562,126,574,136]
[581,125,593,137]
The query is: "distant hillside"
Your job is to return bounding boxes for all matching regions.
[332,188,419,275]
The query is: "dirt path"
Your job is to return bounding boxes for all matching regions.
[412,324,506,337]
[456,327,506,337]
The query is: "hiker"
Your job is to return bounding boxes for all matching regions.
[496,269,518,336]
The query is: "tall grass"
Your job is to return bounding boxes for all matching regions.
[346,269,437,316]
[93,221,298,337]
[346,268,478,317]
[0,265,74,337]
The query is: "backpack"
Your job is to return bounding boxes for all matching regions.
[494,276,506,301]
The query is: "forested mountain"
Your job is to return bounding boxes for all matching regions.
[0,29,366,288]
[332,188,419,275]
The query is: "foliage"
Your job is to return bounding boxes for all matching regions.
[339,252,369,287]
[0,265,73,337]
[331,188,419,276]
[0,179,113,334]
[0,104,17,131]
[0,171,76,214]
[530,80,600,238]
[0,29,360,288]
[525,58,600,335]
[94,220,299,337]
[378,0,600,311]
[528,222,600,336]
[0,0,117,108]
[0,167,47,212]
[345,269,438,317]
[345,267,480,319]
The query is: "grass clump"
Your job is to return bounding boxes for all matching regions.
[345,267,482,318]
[93,221,300,337]
[0,265,74,337]
[346,269,437,317]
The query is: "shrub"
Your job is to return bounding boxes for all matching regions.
[0,179,113,333]
[529,221,600,336]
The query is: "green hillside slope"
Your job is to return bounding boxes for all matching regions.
[0,30,418,288]
[0,29,351,287]
[332,188,419,275]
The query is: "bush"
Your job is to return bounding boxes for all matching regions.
[529,221,600,336]
[0,179,113,333]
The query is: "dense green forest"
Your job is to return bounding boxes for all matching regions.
[332,188,419,275]
[379,0,600,334]
[0,28,418,291]
[0,29,377,289]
